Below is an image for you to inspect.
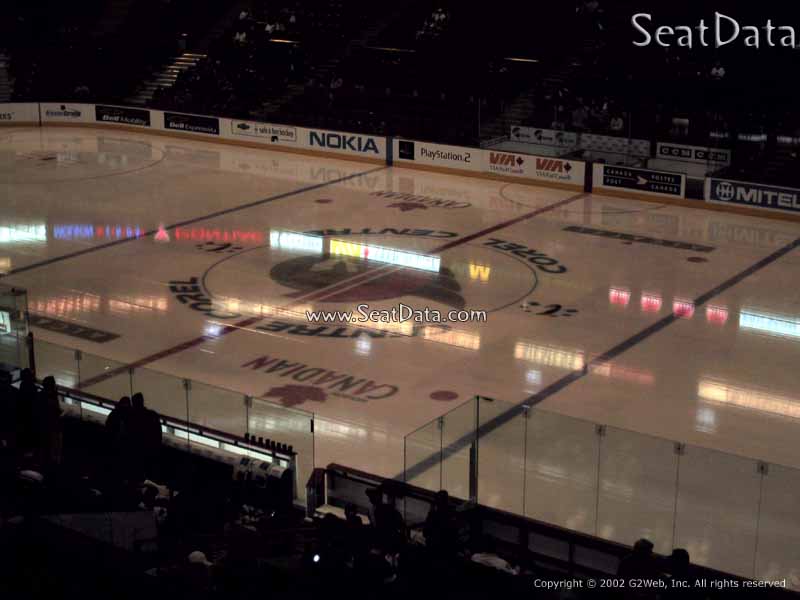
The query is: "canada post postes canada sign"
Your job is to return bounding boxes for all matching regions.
[707,178,800,214]
[308,130,383,157]
[600,165,684,197]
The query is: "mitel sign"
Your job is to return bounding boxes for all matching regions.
[707,178,800,214]
[309,130,379,154]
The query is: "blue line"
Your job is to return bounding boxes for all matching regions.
[4,165,387,277]
[402,235,800,482]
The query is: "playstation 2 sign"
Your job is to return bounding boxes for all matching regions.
[706,178,800,214]
[595,164,685,197]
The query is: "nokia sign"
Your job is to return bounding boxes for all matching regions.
[707,178,800,214]
[308,131,380,154]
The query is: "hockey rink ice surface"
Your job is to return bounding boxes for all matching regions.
[2,126,800,581]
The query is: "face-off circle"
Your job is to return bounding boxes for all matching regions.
[201,234,540,318]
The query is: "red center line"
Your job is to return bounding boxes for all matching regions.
[76,191,587,391]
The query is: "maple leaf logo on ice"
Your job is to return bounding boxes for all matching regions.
[387,201,428,212]
[264,384,327,407]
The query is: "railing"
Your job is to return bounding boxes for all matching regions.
[33,338,314,501]
[56,381,295,470]
[404,396,800,590]
[316,463,796,598]
[32,336,396,506]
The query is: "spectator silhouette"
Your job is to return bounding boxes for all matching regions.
[106,396,132,475]
[106,396,131,440]
[665,548,699,600]
[618,538,661,599]
[344,503,366,564]
[423,490,457,557]
[366,487,405,553]
[0,370,20,450]
[34,376,63,467]
[130,392,162,481]
[16,368,37,449]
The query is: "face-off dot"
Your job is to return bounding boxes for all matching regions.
[430,390,459,401]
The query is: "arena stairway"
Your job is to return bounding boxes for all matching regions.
[125,52,206,107]
[479,37,602,142]
[0,54,12,102]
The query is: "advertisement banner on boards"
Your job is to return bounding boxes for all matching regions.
[706,178,800,214]
[95,105,151,127]
[231,120,297,143]
[657,142,731,165]
[40,103,93,123]
[394,139,481,171]
[164,112,220,135]
[307,129,385,159]
[580,133,651,158]
[509,126,578,148]
[0,103,40,123]
[484,149,585,185]
[596,164,685,197]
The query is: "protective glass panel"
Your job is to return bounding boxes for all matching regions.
[754,464,800,591]
[674,445,761,578]
[248,397,314,503]
[597,426,678,554]
[440,398,477,501]
[186,380,247,437]
[34,339,79,388]
[0,284,28,369]
[130,366,188,423]
[477,398,525,515]
[525,409,599,535]
[78,351,133,402]
[404,418,443,493]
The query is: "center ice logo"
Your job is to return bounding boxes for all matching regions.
[269,254,466,308]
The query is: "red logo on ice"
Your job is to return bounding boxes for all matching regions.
[264,384,328,407]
